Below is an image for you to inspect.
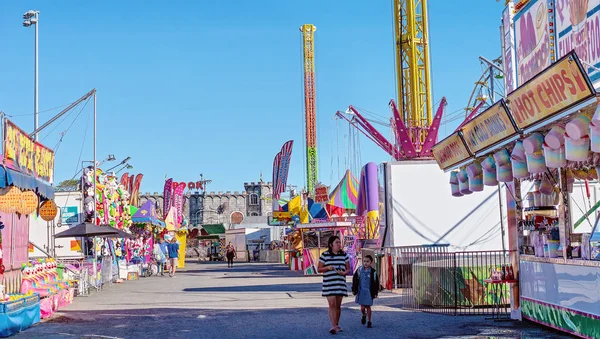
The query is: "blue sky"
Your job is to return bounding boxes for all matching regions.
[0,1,505,193]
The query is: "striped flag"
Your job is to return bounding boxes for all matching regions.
[272,152,282,200]
[163,178,173,219]
[274,140,293,200]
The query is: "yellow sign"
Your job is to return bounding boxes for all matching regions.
[507,52,595,130]
[273,211,291,220]
[432,132,471,170]
[3,120,55,183]
[461,101,517,154]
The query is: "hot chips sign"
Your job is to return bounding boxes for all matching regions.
[506,52,595,130]
[3,119,55,183]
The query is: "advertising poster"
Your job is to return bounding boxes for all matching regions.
[502,3,518,93]
[556,0,600,83]
[514,0,557,85]
[61,206,79,224]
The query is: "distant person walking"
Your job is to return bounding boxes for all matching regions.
[167,238,179,277]
[352,254,379,328]
[153,238,167,276]
[317,236,350,335]
[159,238,169,274]
[226,242,236,268]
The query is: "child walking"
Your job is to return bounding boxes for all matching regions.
[351,254,379,328]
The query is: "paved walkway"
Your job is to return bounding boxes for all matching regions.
[17,262,571,338]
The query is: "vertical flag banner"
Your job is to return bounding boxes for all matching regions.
[163,178,173,219]
[275,140,294,200]
[272,153,282,200]
[174,182,186,226]
[130,174,144,206]
[119,173,129,187]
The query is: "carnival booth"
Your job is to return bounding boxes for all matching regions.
[297,222,357,275]
[130,201,166,277]
[432,52,600,338]
[0,119,56,335]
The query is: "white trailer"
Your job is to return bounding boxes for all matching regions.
[29,191,84,258]
[380,161,505,251]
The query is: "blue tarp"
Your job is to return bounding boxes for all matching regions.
[0,165,54,200]
[0,302,40,337]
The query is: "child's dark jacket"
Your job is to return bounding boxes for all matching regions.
[351,267,380,299]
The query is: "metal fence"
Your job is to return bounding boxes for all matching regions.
[370,245,511,316]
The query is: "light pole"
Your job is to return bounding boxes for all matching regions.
[23,10,39,140]
[107,156,131,172]
[115,164,133,175]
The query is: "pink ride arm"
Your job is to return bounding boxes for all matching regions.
[348,106,403,160]
[421,97,448,156]
[389,100,417,158]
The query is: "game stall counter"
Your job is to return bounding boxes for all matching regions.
[297,222,357,275]
[431,51,600,338]
[0,292,40,337]
[19,259,75,319]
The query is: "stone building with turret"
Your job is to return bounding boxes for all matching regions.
[138,180,273,227]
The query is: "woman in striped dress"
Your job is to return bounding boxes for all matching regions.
[317,236,350,335]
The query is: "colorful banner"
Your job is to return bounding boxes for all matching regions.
[3,119,55,183]
[275,140,293,200]
[119,173,129,187]
[163,178,173,219]
[461,100,518,153]
[174,182,186,226]
[130,174,144,207]
[128,176,134,196]
[272,153,281,200]
[506,52,595,130]
[514,0,556,86]
[556,0,600,82]
[431,132,472,170]
[502,3,518,93]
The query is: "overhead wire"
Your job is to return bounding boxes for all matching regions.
[53,97,91,153]
[4,103,71,118]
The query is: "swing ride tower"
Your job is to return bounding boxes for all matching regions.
[392,0,437,156]
[335,0,446,160]
[300,24,318,195]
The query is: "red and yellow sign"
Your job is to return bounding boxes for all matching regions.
[314,186,329,203]
[273,211,291,220]
[507,52,595,130]
[3,120,55,183]
[461,100,517,154]
[39,200,58,221]
[432,132,471,170]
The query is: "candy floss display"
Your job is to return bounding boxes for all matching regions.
[433,50,600,338]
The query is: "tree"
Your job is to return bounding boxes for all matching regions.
[56,179,79,191]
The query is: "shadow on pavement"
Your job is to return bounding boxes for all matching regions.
[17,307,573,339]
[183,282,323,293]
